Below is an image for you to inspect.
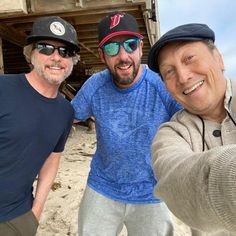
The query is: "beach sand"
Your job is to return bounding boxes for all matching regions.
[36,125,191,236]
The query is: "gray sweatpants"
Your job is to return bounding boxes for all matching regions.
[191,228,236,236]
[78,186,174,236]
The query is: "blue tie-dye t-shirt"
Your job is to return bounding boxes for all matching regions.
[71,65,182,203]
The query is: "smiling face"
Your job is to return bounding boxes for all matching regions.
[31,40,74,86]
[98,35,143,88]
[158,41,227,122]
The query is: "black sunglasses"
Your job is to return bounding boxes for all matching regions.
[100,38,140,56]
[33,43,77,58]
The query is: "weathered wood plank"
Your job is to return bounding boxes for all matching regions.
[0,0,27,14]
[0,24,25,47]
[0,38,4,74]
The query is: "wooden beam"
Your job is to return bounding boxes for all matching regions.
[0,23,25,47]
[79,42,99,59]
[0,38,4,74]
[0,0,28,14]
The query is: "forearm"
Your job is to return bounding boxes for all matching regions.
[152,128,236,232]
[153,143,216,230]
[208,147,236,232]
[32,152,61,220]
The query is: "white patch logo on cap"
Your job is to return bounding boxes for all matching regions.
[50,21,65,36]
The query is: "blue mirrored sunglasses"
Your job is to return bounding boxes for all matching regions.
[101,38,140,56]
[32,43,77,58]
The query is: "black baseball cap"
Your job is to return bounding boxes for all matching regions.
[148,23,215,73]
[98,11,144,47]
[27,16,80,52]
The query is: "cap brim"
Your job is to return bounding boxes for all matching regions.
[148,37,204,73]
[98,31,143,47]
[27,35,80,52]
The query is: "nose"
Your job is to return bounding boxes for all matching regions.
[118,45,129,59]
[50,49,62,61]
[176,66,192,84]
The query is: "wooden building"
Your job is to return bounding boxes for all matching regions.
[0,0,160,98]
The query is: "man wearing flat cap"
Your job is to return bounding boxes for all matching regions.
[148,23,236,235]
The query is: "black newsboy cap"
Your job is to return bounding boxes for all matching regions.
[148,23,215,73]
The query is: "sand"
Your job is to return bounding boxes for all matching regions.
[36,125,191,236]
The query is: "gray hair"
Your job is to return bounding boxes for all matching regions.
[202,39,216,51]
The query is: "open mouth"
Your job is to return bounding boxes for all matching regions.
[46,65,65,74]
[183,80,204,95]
[116,62,132,71]
[47,65,63,70]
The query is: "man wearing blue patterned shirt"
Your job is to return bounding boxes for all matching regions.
[71,11,182,236]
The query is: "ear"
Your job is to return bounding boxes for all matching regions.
[98,48,105,63]
[139,40,143,58]
[139,40,143,48]
[30,50,36,67]
[213,48,224,71]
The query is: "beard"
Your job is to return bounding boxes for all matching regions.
[31,54,73,85]
[109,58,141,86]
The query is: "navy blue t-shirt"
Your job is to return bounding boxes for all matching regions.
[71,65,182,203]
[0,74,74,222]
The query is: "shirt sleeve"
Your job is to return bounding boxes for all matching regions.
[71,81,93,121]
[53,108,74,152]
[152,115,236,232]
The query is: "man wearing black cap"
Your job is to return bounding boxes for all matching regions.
[0,16,79,235]
[71,11,182,236]
[148,23,236,235]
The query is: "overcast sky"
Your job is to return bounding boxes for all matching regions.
[158,0,236,78]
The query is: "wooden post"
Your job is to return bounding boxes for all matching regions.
[0,37,4,74]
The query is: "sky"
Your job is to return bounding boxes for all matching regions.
[158,0,236,78]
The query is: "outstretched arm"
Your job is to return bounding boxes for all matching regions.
[152,118,236,232]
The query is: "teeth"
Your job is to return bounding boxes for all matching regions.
[49,66,61,70]
[117,64,131,70]
[183,81,204,95]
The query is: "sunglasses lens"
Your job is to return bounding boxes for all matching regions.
[101,38,140,56]
[124,39,139,53]
[103,43,119,56]
[61,48,76,58]
[34,43,76,58]
[37,44,55,56]
[58,47,69,58]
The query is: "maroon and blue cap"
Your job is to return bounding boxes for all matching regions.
[148,23,215,73]
[98,12,144,47]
